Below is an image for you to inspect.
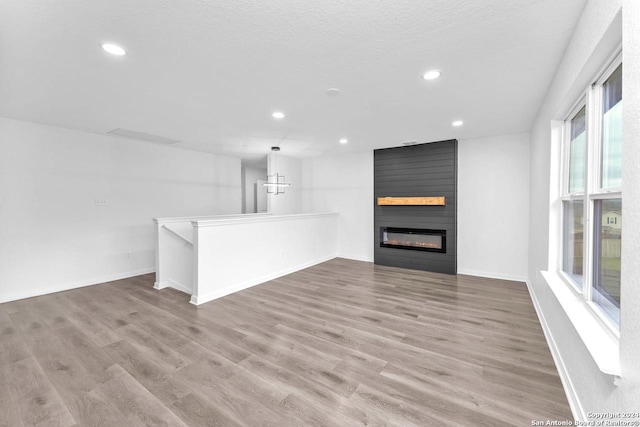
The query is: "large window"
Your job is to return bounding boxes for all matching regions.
[560,55,622,328]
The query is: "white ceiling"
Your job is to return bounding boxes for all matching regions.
[0,0,587,160]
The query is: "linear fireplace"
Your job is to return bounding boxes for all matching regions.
[380,227,446,253]
[374,140,456,274]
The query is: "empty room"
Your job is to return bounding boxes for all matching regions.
[1,0,639,425]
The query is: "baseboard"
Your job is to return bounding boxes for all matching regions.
[457,268,528,282]
[0,267,156,304]
[336,253,374,263]
[153,281,169,290]
[191,254,336,306]
[166,278,193,295]
[525,279,586,421]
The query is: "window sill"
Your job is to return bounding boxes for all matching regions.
[541,271,621,378]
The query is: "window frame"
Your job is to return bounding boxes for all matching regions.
[559,50,622,334]
[559,98,587,292]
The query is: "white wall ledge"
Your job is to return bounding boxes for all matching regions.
[153,213,270,225]
[541,271,621,378]
[191,212,337,227]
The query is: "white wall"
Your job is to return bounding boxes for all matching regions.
[192,213,338,305]
[458,133,530,281]
[302,142,531,273]
[620,0,640,412]
[528,0,640,416]
[268,152,303,214]
[301,151,374,262]
[0,118,241,303]
[242,165,267,213]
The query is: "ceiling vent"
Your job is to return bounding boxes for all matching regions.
[107,128,180,145]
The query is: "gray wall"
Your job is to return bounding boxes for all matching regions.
[374,140,457,274]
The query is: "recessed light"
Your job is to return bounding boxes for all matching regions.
[339,138,348,144]
[326,88,340,97]
[452,120,464,127]
[272,111,285,119]
[101,43,126,56]
[422,70,441,80]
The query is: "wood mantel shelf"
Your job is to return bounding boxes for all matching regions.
[377,196,445,206]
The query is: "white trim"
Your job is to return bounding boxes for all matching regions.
[153,213,270,225]
[525,278,587,422]
[0,267,155,304]
[456,269,527,283]
[584,77,597,303]
[558,270,584,295]
[190,254,336,306]
[154,279,191,295]
[336,253,374,263]
[153,281,169,290]
[192,212,337,228]
[541,271,620,376]
[590,191,622,200]
[166,278,192,295]
[161,224,193,245]
[562,98,587,197]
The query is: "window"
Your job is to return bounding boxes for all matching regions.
[560,54,622,328]
[568,106,586,193]
[562,104,587,287]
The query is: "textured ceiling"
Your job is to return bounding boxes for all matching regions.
[0,0,587,159]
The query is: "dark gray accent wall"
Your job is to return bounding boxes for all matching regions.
[374,140,457,274]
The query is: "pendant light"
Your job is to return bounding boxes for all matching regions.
[263,146,291,195]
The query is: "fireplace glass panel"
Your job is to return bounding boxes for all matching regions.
[380,227,446,253]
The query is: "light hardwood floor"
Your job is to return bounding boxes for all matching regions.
[0,258,572,426]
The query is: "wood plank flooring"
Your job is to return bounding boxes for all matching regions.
[0,258,572,426]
